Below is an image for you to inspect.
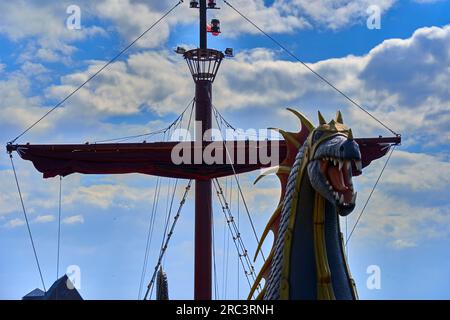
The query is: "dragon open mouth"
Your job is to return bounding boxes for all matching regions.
[319,157,361,207]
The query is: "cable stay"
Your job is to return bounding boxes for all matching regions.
[137,173,162,299]
[9,154,47,292]
[213,178,261,298]
[141,102,195,300]
[56,176,62,282]
[212,206,219,299]
[346,145,396,246]
[220,177,231,299]
[212,109,266,262]
[212,105,279,140]
[8,0,184,144]
[222,0,399,138]
[143,180,193,300]
[95,97,195,144]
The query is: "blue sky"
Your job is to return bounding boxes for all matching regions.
[0,0,449,300]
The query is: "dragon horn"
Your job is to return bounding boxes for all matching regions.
[348,128,354,140]
[336,110,344,124]
[268,127,301,149]
[254,166,280,185]
[318,110,326,125]
[286,108,315,132]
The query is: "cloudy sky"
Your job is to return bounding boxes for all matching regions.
[0,0,449,299]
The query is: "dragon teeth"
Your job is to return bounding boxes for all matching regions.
[338,159,344,171]
[346,160,351,170]
[355,160,362,171]
[351,192,357,204]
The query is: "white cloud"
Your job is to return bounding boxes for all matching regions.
[1,12,449,254]
[347,150,450,249]
[347,188,450,249]
[4,218,25,228]
[277,0,396,30]
[94,0,195,48]
[0,1,105,63]
[0,0,400,67]
[33,214,55,223]
[47,51,192,117]
[62,183,157,210]
[62,214,84,224]
[413,0,444,3]
[219,0,310,36]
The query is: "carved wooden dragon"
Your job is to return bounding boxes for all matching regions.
[250,109,361,300]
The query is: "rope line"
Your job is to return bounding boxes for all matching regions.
[9,0,184,144]
[9,154,46,292]
[222,0,399,137]
[143,180,193,300]
[213,109,265,261]
[213,178,260,298]
[56,176,62,281]
[138,171,163,299]
[212,105,279,140]
[142,98,195,300]
[212,207,219,299]
[345,145,396,246]
[94,97,195,144]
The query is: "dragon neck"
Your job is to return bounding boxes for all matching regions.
[278,167,357,300]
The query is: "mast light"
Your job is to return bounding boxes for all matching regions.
[210,19,221,36]
[207,0,217,9]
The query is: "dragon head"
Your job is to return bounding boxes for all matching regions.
[305,111,361,216]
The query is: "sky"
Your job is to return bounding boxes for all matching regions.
[0,0,449,300]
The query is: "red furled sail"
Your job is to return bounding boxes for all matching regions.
[6,137,400,180]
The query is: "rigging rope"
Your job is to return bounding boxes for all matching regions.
[155,98,194,269]
[212,208,219,299]
[237,177,240,300]
[213,178,260,298]
[94,97,195,144]
[142,99,195,300]
[213,110,266,262]
[345,145,396,246]
[159,179,178,263]
[221,177,231,299]
[9,0,184,144]
[212,105,275,140]
[143,180,193,300]
[9,154,46,292]
[138,138,165,300]
[222,0,399,137]
[56,176,62,281]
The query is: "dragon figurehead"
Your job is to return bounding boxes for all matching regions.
[306,111,361,217]
[250,108,361,300]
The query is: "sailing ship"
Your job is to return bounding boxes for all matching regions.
[6,0,400,300]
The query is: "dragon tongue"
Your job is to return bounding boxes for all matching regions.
[327,166,347,192]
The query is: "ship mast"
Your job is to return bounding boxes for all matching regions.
[186,0,223,300]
